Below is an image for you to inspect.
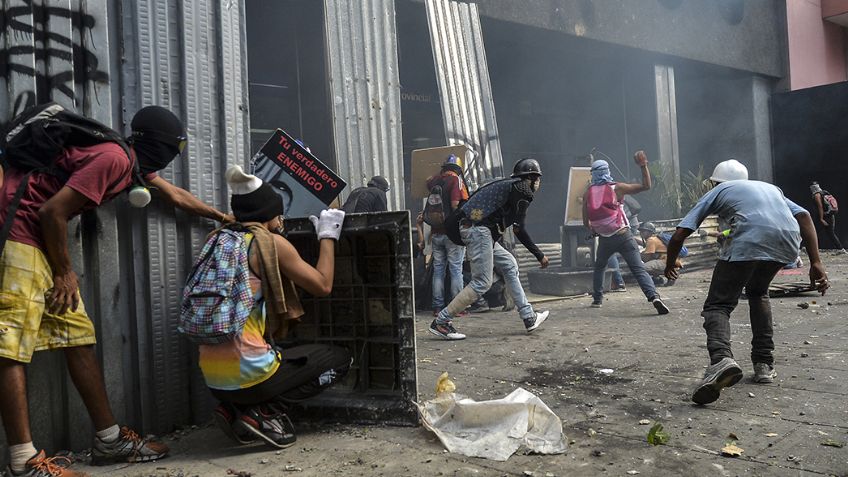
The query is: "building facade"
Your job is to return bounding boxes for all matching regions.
[3,0,827,457]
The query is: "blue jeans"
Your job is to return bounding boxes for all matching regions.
[431,233,465,310]
[607,254,624,287]
[593,231,658,302]
[438,225,534,322]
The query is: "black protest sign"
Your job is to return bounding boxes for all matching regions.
[256,129,346,205]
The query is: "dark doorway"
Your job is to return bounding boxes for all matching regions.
[396,0,445,210]
[772,81,848,248]
[482,19,659,242]
[245,0,335,168]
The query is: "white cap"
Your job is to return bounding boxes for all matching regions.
[225,165,263,195]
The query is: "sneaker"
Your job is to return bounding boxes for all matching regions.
[5,451,84,477]
[91,426,169,465]
[429,319,466,340]
[524,310,550,333]
[651,297,670,315]
[664,279,676,287]
[753,362,777,384]
[213,403,256,444]
[590,300,602,308]
[610,284,627,293]
[652,276,666,286]
[234,404,297,449]
[691,357,743,405]
[467,302,490,313]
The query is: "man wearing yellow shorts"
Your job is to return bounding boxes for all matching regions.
[0,106,230,477]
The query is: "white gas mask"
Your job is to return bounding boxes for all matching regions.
[128,185,152,208]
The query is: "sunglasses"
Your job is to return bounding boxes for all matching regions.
[131,129,188,153]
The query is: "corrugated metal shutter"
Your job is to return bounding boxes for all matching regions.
[0,0,127,454]
[0,0,249,456]
[121,0,249,433]
[425,0,505,185]
[324,0,405,210]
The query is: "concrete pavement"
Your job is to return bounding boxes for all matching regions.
[80,252,848,477]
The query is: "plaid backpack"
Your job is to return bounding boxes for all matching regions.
[179,228,254,344]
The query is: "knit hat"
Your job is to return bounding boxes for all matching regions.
[226,165,284,223]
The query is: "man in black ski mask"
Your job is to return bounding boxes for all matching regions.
[126,105,233,222]
[0,105,231,475]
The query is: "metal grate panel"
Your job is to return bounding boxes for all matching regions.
[281,211,418,425]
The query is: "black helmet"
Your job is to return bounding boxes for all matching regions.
[511,158,542,178]
[638,222,657,234]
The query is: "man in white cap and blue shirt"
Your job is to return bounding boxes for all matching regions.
[664,159,829,405]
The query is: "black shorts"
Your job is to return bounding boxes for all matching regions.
[211,344,352,406]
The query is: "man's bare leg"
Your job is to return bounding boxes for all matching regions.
[0,357,31,444]
[64,345,116,431]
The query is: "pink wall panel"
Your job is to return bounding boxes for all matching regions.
[822,0,848,19]
[787,0,848,90]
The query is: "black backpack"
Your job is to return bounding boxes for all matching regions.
[422,177,452,227]
[0,102,131,254]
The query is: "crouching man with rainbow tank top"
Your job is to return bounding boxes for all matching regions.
[196,165,351,449]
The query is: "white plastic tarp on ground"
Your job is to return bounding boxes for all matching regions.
[416,387,568,461]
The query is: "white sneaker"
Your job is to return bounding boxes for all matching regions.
[524,310,549,333]
[429,320,466,340]
[651,297,670,315]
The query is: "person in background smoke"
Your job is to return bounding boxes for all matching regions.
[341,175,390,213]
[638,222,682,286]
[664,160,828,405]
[0,106,230,476]
[424,155,470,317]
[583,151,670,315]
[810,181,846,254]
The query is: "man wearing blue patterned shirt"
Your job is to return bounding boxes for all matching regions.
[430,158,550,340]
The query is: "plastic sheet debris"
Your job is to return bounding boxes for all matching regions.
[416,374,567,461]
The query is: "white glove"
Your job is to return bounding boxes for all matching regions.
[309,209,345,240]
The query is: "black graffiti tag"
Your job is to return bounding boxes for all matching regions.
[1,1,108,128]
[446,128,504,179]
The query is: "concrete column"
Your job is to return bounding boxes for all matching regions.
[752,76,774,182]
[654,64,681,208]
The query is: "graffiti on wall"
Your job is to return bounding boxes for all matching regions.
[446,128,504,180]
[1,1,109,127]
